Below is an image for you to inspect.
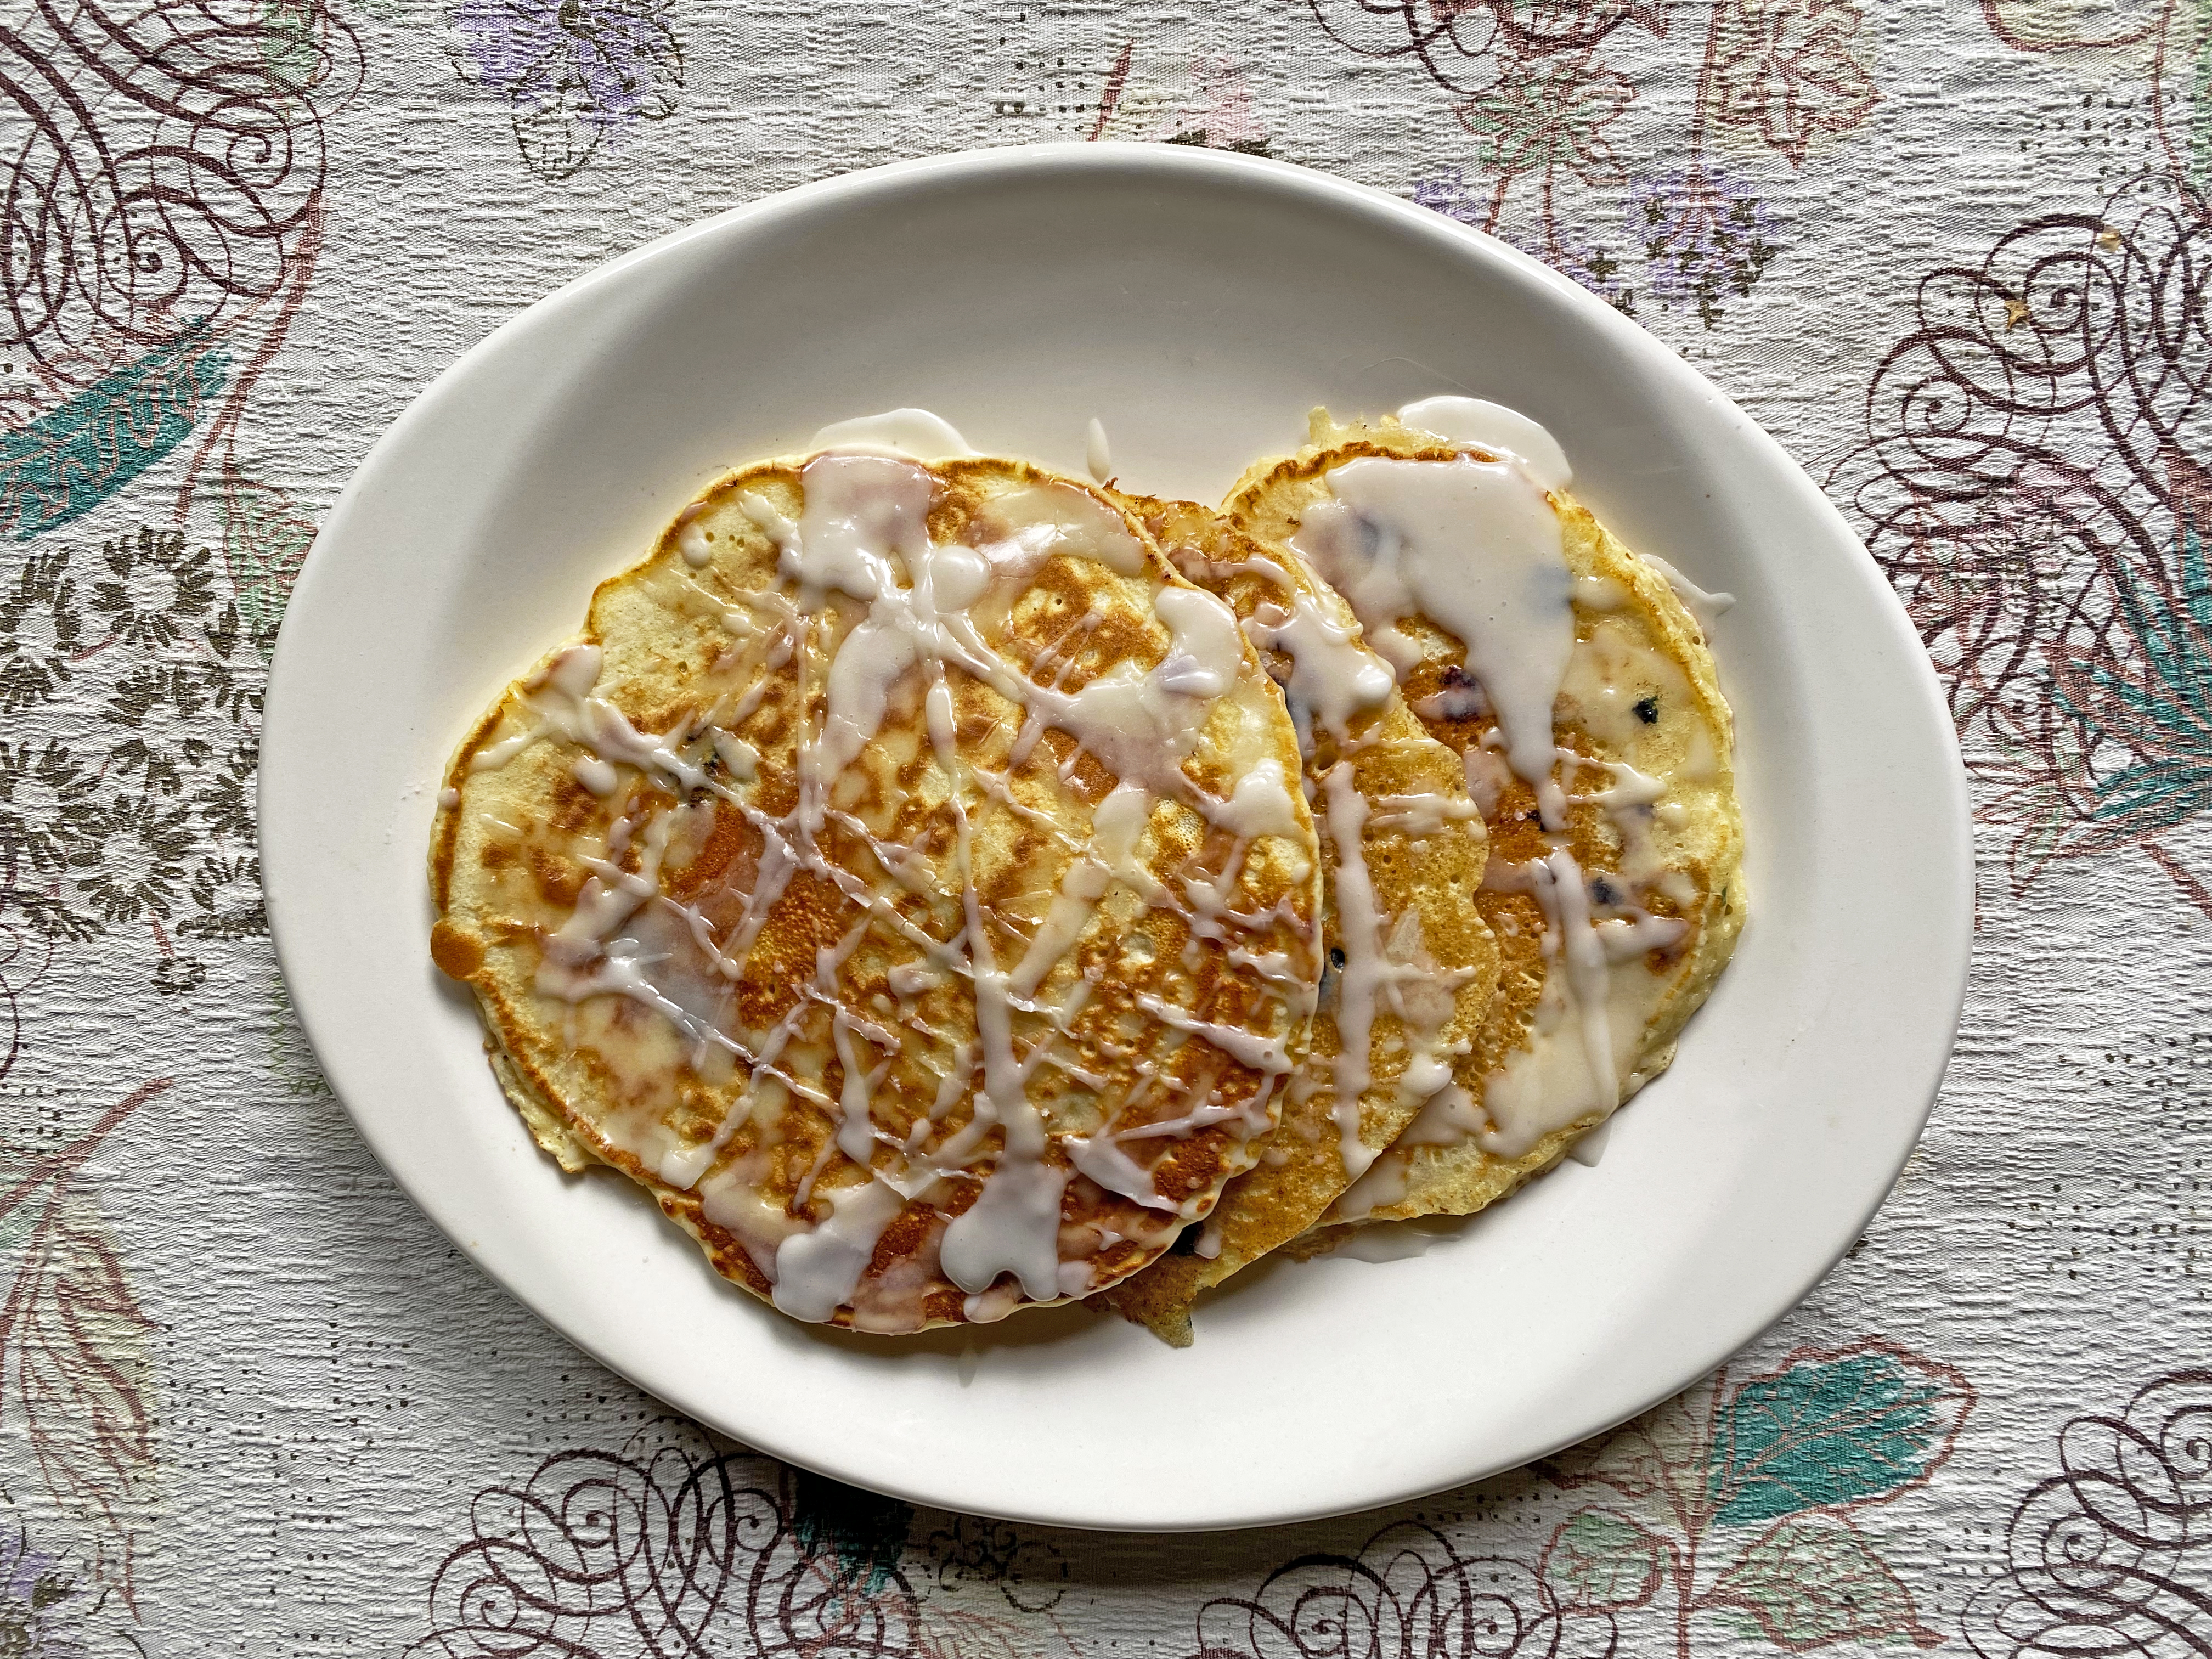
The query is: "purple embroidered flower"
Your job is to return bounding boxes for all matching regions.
[0,1531,85,1659]
[449,0,682,181]
[1413,171,1636,313]
[1413,167,1492,228]
[1541,238,1639,316]
[1633,167,1785,326]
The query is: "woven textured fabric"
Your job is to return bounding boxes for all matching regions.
[0,2,2207,1652]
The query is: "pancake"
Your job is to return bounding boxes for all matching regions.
[428,450,1323,1332]
[1090,496,1500,1345]
[1225,407,1746,1232]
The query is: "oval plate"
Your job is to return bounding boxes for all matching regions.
[262,143,1970,1531]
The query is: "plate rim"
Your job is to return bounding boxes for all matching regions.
[262,139,1972,1531]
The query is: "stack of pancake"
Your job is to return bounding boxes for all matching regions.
[428,402,1746,1341]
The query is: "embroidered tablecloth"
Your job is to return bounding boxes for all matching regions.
[2,1,2208,1652]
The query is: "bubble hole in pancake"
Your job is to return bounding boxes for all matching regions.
[1226,410,1747,1238]
[428,453,1323,1333]
[1091,495,1500,1346]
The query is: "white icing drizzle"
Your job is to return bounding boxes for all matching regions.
[1316,765,1471,1179]
[1248,589,1396,746]
[1566,1117,1612,1167]
[1085,417,1113,483]
[1331,1142,1406,1220]
[467,450,1314,1327]
[1477,842,1686,1156]
[772,1178,907,1322]
[1214,759,1306,840]
[1396,396,1574,493]
[1321,766,1387,1179]
[1292,457,1574,828]
[1367,791,1481,835]
[808,408,977,461]
[1639,551,1737,635]
[676,515,715,568]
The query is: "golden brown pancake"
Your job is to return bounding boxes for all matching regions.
[1226,411,1746,1234]
[430,452,1322,1332]
[1091,496,1499,1345]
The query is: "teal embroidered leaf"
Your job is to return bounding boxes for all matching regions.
[1540,1508,1664,1610]
[791,1468,913,1595]
[218,471,317,646]
[0,326,231,541]
[1705,1515,1944,1651]
[2039,518,2212,856]
[1707,1342,1973,1526]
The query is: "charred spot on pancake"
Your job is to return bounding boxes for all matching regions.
[936,702,990,752]
[735,871,855,1028]
[921,1286,966,1323]
[1589,875,1622,907]
[752,768,799,819]
[688,1215,774,1297]
[1634,695,1660,724]
[743,693,793,751]
[529,847,584,908]
[1009,560,1093,641]
[548,773,601,832]
[864,1202,932,1276]
[1063,748,1113,799]
[662,803,759,901]
[430,919,485,980]
[980,836,1047,917]
[926,480,979,544]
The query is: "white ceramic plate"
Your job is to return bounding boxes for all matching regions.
[262,143,1970,1531]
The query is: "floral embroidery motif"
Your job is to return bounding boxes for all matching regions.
[0,552,83,716]
[1192,1339,1972,1659]
[0,330,232,543]
[923,1515,1070,1613]
[0,1074,170,1609]
[0,0,354,544]
[1194,1522,1602,1658]
[1329,0,1875,324]
[1636,167,1785,326]
[449,0,685,182]
[1962,1370,2212,1658]
[86,531,212,654]
[1308,0,1659,97]
[0,744,102,895]
[1454,53,1633,184]
[1082,45,1271,153]
[1837,172,2212,915]
[1707,0,1881,165]
[1541,1341,1971,1654]
[0,526,270,973]
[411,1433,922,1656]
[0,1528,88,1657]
[70,793,195,928]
